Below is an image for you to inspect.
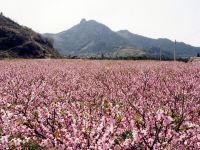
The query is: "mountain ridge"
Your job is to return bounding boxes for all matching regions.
[44,19,144,57]
[44,19,200,59]
[117,30,200,58]
[44,19,137,57]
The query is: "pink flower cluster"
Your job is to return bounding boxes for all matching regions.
[0,60,199,149]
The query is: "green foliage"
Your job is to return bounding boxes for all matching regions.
[197,108,200,116]
[8,133,23,141]
[134,115,143,127]
[103,102,110,114]
[21,141,44,150]
[116,115,123,124]
[33,111,39,118]
[113,130,133,147]
[174,116,182,125]
[174,115,183,132]
[0,128,3,136]
[131,143,144,150]
[121,130,133,141]
[113,139,120,146]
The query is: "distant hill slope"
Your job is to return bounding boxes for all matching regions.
[44,19,142,57]
[0,14,60,58]
[117,30,200,58]
[44,19,200,59]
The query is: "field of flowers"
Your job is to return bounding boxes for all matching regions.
[0,59,199,149]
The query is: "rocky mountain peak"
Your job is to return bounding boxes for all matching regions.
[44,19,200,58]
[80,18,87,24]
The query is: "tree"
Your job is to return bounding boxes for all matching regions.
[101,53,105,59]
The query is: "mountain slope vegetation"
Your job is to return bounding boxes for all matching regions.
[0,14,60,58]
[44,19,142,57]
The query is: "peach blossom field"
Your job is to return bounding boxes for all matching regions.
[0,60,199,149]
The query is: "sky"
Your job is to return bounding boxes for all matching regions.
[0,0,200,46]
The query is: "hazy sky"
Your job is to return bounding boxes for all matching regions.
[0,0,200,46]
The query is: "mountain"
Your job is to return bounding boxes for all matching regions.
[44,19,200,59]
[44,19,143,57]
[0,14,60,58]
[117,30,200,58]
